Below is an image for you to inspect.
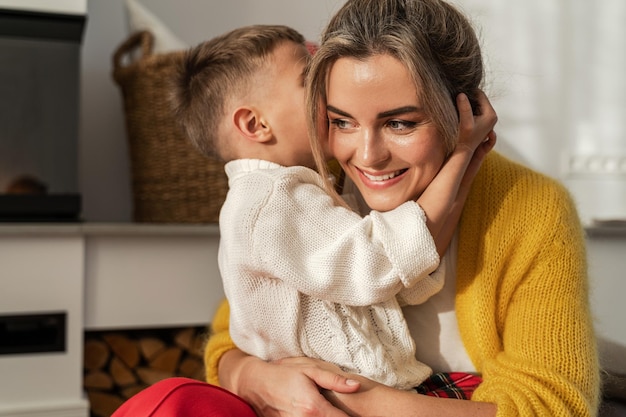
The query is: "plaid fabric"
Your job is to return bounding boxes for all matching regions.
[415,372,482,400]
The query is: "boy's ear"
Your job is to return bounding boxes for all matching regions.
[232,106,273,143]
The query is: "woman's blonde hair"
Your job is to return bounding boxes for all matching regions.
[171,25,305,160]
[307,0,484,200]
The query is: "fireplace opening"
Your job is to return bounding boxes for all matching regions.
[0,9,84,222]
[83,325,209,417]
[0,311,66,355]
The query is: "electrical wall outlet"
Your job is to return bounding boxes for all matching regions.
[562,153,626,178]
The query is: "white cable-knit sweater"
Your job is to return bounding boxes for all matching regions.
[219,159,443,389]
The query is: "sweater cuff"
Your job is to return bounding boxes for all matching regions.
[371,201,440,288]
[204,299,236,386]
[204,331,237,386]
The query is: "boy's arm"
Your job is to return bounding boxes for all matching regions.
[252,185,438,305]
[435,129,496,255]
[242,170,439,306]
[417,91,497,256]
[324,371,496,417]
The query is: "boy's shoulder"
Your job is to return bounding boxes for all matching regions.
[225,159,324,188]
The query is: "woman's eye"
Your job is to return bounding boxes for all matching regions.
[387,120,417,131]
[329,118,353,129]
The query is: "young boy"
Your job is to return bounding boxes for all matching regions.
[170,25,495,390]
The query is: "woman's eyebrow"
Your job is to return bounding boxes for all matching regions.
[326,105,352,118]
[326,105,422,119]
[377,106,422,118]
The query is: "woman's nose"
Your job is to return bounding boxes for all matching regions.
[360,129,389,167]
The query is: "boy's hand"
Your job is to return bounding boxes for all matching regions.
[456,90,497,155]
[455,89,497,183]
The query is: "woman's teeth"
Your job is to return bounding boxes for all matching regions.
[363,169,406,181]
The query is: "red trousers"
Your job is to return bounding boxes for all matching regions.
[111,377,256,417]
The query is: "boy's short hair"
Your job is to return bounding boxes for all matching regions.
[171,25,306,160]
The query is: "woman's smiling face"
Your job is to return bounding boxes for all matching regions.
[326,54,447,212]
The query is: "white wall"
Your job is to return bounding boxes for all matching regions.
[80,0,625,224]
[587,234,626,374]
[79,0,345,222]
[79,0,536,223]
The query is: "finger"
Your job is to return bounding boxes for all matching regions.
[474,90,498,127]
[456,93,474,134]
[479,130,497,154]
[485,129,497,148]
[304,368,360,394]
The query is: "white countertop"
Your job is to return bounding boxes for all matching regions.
[0,222,220,236]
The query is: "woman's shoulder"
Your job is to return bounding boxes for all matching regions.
[469,152,580,228]
[477,152,571,201]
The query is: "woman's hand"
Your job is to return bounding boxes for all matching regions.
[219,349,360,417]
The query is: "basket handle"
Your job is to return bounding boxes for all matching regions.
[113,30,155,70]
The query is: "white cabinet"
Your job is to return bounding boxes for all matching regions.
[0,228,88,417]
[83,224,223,330]
[0,223,223,417]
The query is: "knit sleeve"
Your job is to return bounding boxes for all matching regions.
[204,299,236,386]
[458,154,601,417]
[248,169,440,306]
[396,261,445,306]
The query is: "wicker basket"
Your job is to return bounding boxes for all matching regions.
[112,31,228,223]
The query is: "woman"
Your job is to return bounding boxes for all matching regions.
[206,0,600,416]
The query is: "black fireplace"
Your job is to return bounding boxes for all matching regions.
[0,8,85,221]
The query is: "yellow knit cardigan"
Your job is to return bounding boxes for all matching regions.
[204,152,601,417]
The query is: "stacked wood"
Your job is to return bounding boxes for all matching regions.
[84,326,209,417]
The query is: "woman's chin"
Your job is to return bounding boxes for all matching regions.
[361,193,407,212]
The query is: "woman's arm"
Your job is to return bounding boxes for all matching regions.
[456,154,601,416]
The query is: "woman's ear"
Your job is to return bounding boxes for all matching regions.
[232,106,273,143]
